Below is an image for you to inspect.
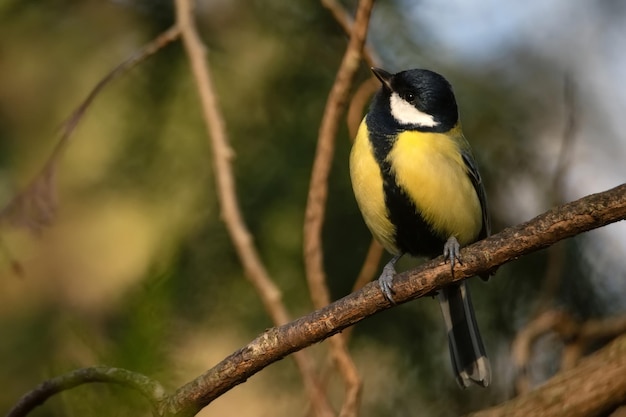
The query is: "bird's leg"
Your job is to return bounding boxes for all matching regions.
[443,236,462,277]
[379,254,402,304]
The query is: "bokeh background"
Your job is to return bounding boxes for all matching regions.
[1,0,626,416]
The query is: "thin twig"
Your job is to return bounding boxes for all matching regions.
[313,239,382,411]
[346,77,379,141]
[173,1,334,416]
[516,76,581,393]
[346,77,382,298]
[351,239,384,293]
[316,239,383,393]
[320,0,379,67]
[318,18,380,404]
[303,0,375,415]
[532,75,579,317]
[7,367,166,417]
[550,75,578,198]
[314,72,379,417]
[0,25,181,233]
[304,0,373,311]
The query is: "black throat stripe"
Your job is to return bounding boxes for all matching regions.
[366,124,447,259]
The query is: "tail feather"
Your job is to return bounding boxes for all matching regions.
[438,281,491,388]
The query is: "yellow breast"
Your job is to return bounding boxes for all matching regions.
[350,121,399,254]
[388,129,482,245]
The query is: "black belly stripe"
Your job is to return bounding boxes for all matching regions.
[381,164,445,258]
[366,111,448,259]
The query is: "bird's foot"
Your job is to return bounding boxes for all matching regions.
[443,236,462,276]
[379,262,396,304]
[379,255,402,304]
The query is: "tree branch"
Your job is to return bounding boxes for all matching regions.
[320,0,379,67]
[6,367,166,417]
[0,25,180,233]
[304,0,373,320]
[346,77,380,140]
[8,184,626,417]
[512,309,626,393]
[162,184,626,416]
[531,75,580,319]
[301,0,375,415]
[173,0,333,416]
[470,334,626,417]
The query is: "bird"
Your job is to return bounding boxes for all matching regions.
[349,67,491,388]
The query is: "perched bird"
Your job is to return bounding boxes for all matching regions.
[349,67,491,388]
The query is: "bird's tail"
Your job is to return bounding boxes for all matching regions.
[438,281,491,388]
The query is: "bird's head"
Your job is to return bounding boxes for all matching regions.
[371,67,459,131]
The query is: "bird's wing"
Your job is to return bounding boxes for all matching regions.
[461,151,490,239]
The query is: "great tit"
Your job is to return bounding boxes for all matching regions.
[349,67,491,388]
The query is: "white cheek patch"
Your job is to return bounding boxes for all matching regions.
[389,92,439,127]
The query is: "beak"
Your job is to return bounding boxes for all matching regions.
[371,67,393,91]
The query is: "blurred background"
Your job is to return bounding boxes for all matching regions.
[1,0,626,416]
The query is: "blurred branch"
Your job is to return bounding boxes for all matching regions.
[550,75,578,198]
[320,0,379,67]
[302,0,375,415]
[331,3,381,305]
[0,25,180,233]
[173,1,334,417]
[532,75,579,317]
[345,77,382,309]
[516,77,581,396]
[7,367,166,417]
[351,239,384,293]
[346,77,379,140]
[0,25,179,280]
[512,309,626,394]
[316,9,380,412]
[8,184,626,417]
[512,310,571,395]
[561,314,626,368]
[470,334,626,417]
[342,239,383,342]
[304,0,372,318]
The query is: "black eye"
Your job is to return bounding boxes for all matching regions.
[406,92,415,102]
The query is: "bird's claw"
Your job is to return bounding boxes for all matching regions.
[443,236,462,276]
[379,262,397,304]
